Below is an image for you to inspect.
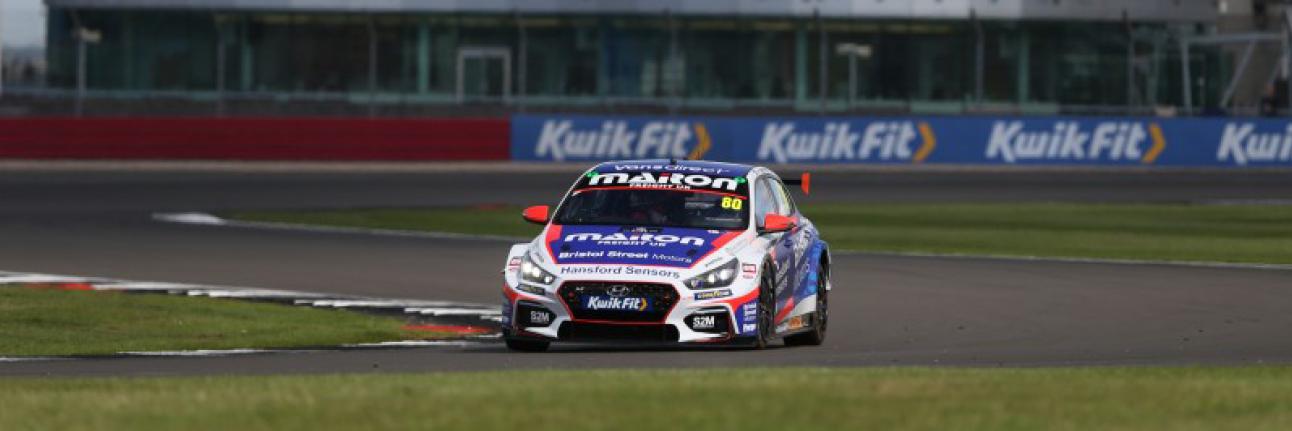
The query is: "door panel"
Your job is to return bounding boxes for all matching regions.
[758,178,796,322]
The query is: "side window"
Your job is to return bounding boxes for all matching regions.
[753,178,779,226]
[772,180,795,216]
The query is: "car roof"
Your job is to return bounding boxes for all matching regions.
[590,159,756,177]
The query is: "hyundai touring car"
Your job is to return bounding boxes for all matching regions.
[501,160,831,351]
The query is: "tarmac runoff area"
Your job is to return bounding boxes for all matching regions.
[1,166,1291,376]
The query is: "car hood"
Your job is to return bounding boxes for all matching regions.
[544,225,741,269]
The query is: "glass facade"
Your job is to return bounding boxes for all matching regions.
[46,8,1227,114]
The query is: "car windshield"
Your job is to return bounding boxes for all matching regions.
[554,188,749,230]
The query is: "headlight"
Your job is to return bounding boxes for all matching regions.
[519,254,557,286]
[684,259,739,290]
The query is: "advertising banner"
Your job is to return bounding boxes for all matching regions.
[512,114,1292,168]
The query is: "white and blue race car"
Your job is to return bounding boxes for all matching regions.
[501,160,830,351]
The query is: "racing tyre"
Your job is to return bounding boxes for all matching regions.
[505,338,550,352]
[747,269,776,350]
[784,265,828,346]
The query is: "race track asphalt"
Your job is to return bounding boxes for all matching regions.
[2,167,1290,376]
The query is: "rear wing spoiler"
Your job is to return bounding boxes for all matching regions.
[782,173,811,195]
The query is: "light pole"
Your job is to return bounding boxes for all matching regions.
[74,27,101,116]
[1,2,6,98]
[835,43,873,110]
[215,17,226,116]
[1285,8,1292,117]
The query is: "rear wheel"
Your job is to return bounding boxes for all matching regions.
[784,265,828,346]
[505,337,550,352]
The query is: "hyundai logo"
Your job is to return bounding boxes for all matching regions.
[607,285,632,297]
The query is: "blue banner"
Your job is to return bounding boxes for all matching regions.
[511,114,1292,167]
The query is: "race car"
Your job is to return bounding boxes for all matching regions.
[500,160,830,351]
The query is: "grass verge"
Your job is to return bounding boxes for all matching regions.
[2,367,1291,430]
[0,287,439,356]
[228,203,1292,265]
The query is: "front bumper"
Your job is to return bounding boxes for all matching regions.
[502,278,759,344]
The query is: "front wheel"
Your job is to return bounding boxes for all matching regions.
[746,269,776,350]
[784,265,828,347]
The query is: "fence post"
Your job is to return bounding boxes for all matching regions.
[1180,38,1192,116]
[367,15,377,117]
[972,9,984,106]
[817,9,826,115]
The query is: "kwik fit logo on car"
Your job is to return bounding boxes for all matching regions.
[583,295,651,312]
[517,116,712,161]
[754,121,937,164]
[985,120,1167,164]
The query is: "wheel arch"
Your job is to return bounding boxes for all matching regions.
[818,243,831,277]
[810,240,832,284]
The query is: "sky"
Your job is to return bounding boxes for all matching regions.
[2,0,46,48]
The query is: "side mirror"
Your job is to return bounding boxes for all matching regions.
[760,213,797,234]
[522,205,550,225]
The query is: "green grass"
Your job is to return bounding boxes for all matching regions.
[810,203,1292,264]
[0,287,438,356]
[228,203,1292,265]
[3,367,1292,430]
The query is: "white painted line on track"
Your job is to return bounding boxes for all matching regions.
[0,357,73,363]
[152,212,227,225]
[1,268,504,361]
[0,269,501,316]
[122,349,275,357]
[307,299,486,308]
[343,340,489,348]
[0,274,94,283]
[1,341,494,362]
[153,212,529,243]
[93,282,204,291]
[407,307,502,317]
[190,289,336,299]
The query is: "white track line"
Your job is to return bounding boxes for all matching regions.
[153,212,528,243]
[407,307,503,317]
[121,349,276,357]
[151,212,225,225]
[188,289,336,299]
[0,357,73,363]
[1,341,494,362]
[93,282,204,291]
[305,299,489,308]
[0,274,96,283]
[343,340,489,348]
[0,268,503,361]
[0,269,500,313]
